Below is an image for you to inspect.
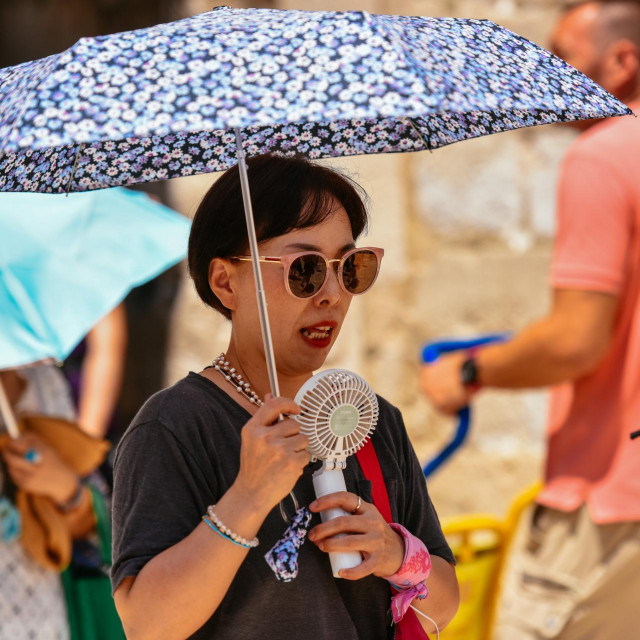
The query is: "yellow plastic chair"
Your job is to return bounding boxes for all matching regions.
[439,482,542,640]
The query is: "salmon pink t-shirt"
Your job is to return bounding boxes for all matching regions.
[539,104,640,524]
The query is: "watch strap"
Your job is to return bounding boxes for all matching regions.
[460,353,481,392]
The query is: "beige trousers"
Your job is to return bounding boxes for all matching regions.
[494,504,640,640]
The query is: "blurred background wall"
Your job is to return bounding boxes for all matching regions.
[1,0,573,518]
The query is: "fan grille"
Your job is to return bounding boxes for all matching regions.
[295,370,379,461]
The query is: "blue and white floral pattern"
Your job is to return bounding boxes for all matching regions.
[0,6,631,193]
[264,506,312,583]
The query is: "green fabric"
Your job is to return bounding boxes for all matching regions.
[61,485,125,640]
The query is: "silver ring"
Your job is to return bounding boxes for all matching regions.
[351,495,362,515]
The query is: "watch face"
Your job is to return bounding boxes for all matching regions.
[461,358,478,386]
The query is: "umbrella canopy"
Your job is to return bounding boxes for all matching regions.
[0,187,189,369]
[0,6,632,398]
[0,6,631,193]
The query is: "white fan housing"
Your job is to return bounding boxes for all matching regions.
[294,369,379,468]
[294,369,379,577]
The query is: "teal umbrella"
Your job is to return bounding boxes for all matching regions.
[0,187,189,371]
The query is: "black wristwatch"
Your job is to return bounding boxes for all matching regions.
[460,356,480,388]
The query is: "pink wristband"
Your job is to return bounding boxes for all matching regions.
[383,523,431,623]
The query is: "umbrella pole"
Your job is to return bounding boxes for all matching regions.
[233,131,300,521]
[234,128,280,398]
[0,376,20,439]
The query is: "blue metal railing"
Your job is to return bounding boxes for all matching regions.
[421,334,508,478]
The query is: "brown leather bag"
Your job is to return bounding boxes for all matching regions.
[0,414,109,571]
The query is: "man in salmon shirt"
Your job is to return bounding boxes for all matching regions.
[421,1,640,637]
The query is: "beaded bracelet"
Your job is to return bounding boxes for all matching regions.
[206,505,259,548]
[202,516,253,549]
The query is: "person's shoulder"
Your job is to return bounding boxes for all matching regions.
[376,394,402,419]
[371,395,418,475]
[568,112,640,161]
[123,372,228,441]
[374,394,406,438]
[18,364,76,420]
[131,372,206,416]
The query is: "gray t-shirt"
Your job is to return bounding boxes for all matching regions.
[111,373,454,639]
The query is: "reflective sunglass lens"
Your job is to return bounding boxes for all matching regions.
[343,250,379,294]
[288,254,327,298]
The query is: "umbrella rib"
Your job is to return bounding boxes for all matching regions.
[405,118,432,154]
[66,143,85,196]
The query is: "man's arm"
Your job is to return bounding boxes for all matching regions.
[420,288,619,414]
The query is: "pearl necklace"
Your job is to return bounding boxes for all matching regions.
[212,353,263,407]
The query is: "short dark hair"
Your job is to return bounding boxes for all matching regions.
[188,153,369,319]
[562,0,640,49]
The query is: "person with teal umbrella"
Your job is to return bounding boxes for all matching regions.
[0,187,189,370]
[0,186,189,640]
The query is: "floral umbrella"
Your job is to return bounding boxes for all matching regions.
[0,6,631,395]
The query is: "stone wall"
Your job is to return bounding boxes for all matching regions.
[166,0,573,518]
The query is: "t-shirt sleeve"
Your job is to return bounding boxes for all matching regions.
[392,406,455,566]
[551,146,631,295]
[110,419,214,593]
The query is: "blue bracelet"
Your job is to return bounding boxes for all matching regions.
[201,516,251,549]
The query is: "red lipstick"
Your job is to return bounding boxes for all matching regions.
[299,321,338,349]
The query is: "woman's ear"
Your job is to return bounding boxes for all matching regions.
[209,258,237,312]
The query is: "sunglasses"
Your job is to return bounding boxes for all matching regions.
[231,247,384,299]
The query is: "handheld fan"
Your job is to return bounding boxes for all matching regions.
[294,369,379,577]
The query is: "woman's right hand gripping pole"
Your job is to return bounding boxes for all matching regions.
[232,394,309,512]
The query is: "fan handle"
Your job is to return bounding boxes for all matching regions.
[312,467,362,577]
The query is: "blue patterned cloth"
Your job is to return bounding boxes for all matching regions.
[0,6,631,193]
[264,507,312,582]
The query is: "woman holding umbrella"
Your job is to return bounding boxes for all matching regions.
[111,154,459,639]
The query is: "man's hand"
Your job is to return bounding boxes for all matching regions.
[420,351,474,415]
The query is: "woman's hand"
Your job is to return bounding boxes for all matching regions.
[1,432,79,504]
[232,395,309,511]
[308,491,405,579]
